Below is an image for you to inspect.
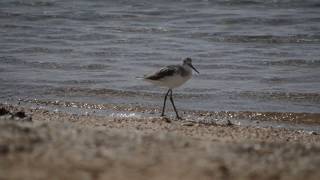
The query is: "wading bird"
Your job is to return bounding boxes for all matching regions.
[143,57,199,119]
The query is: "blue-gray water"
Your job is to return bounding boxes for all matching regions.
[1,0,320,118]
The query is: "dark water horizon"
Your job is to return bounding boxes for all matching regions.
[1,0,320,123]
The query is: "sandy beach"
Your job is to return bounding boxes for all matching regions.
[1,0,320,179]
[1,103,320,180]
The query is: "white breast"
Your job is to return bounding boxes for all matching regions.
[145,73,192,89]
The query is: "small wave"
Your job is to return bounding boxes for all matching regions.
[180,32,320,44]
[215,0,320,7]
[261,76,320,84]
[47,86,320,104]
[0,24,35,30]
[0,56,110,71]
[60,79,110,85]
[50,86,209,100]
[0,11,65,21]
[81,64,111,70]
[254,59,320,67]
[220,17,297,26]
[68,12,142,21]
[199,74,258,81]
[6,0,55,7]
[52,87,157,98]
[44,33,117,41]
[197,63,257,70]
[239,91,320,103]
[191,110,320,125]
[83,49,124,58]
[8,47,74,54]
[17,98,320,125]
[0,11,136,22]
[208,35,320,44]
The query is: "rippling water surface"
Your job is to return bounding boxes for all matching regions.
[1,0,320,118]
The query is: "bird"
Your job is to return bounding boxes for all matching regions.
[143,57,199,119]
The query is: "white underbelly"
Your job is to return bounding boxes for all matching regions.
[145,74,191,89]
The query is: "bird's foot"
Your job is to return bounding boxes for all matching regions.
[176,116,183,120]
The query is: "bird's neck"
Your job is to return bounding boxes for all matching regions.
[183,64,192,74]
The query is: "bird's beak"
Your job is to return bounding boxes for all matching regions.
[189,64,199,74]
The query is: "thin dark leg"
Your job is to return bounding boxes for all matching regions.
[169,90,181,119]
[161,89,171,116]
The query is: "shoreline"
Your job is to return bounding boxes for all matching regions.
[1,103,320,180]
[5,98,320,133]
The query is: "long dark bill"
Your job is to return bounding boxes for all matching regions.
[189,64,200,74]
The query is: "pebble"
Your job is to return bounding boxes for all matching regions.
[0,145,9,154]
[308,131,318,135]
[0,107,32,122]
[226,120,233,126]
[0,107,10,116]
[182,122,194,126]
[14,116,32,122]
[161,117,171,123]
[0,114,13,120]
[14,111,26,118]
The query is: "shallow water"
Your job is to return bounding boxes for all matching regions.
[1,0,320,121]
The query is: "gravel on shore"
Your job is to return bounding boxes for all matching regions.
[1,104,320,180]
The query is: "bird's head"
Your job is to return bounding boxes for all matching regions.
[183,57,199,74]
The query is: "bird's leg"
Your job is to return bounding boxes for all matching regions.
[161,89,171,117]
[169,90,182,120]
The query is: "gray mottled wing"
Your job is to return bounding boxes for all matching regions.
[145,65,178,80]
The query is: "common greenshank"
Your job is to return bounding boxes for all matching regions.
[143,57,199,119]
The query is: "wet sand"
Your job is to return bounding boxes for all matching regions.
[1,104,320,180]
